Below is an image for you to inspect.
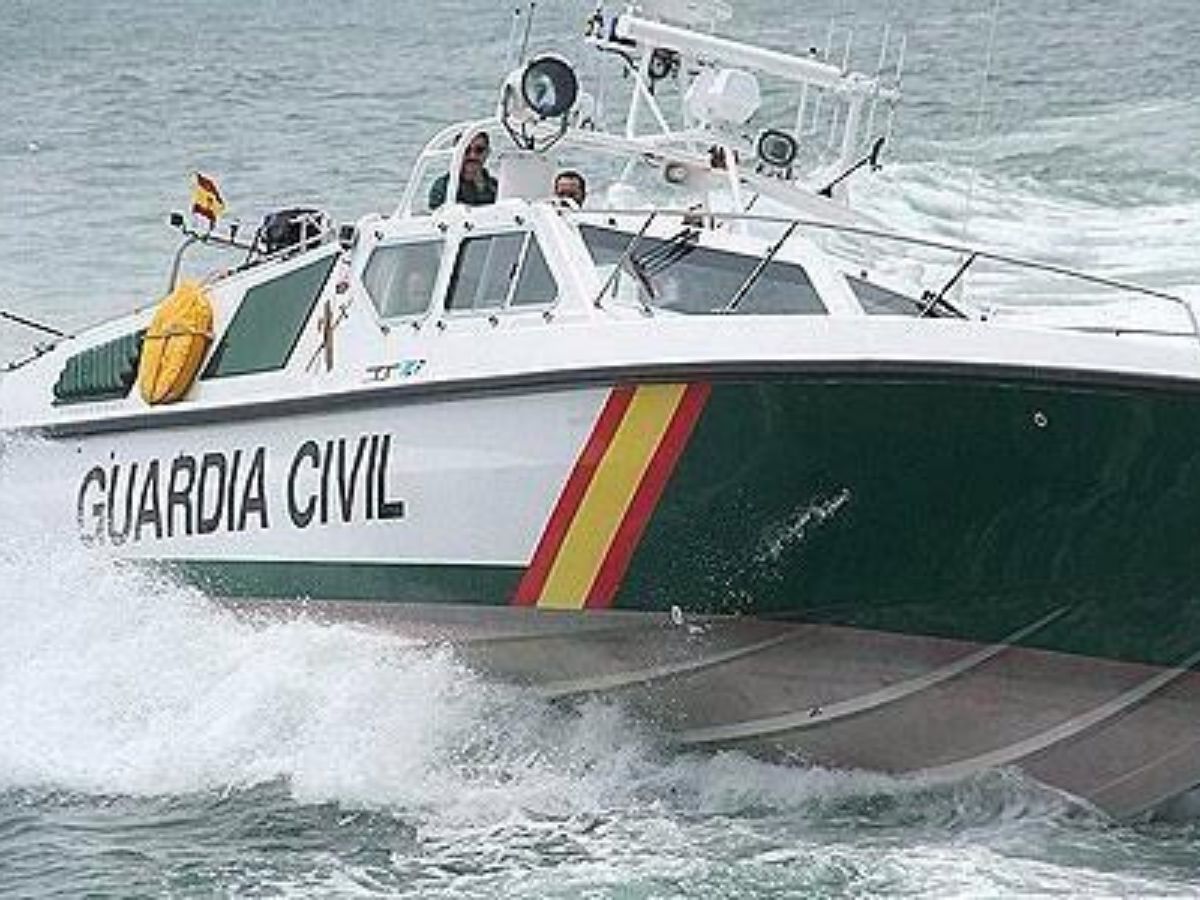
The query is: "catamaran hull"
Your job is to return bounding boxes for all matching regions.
[16,368,1200,817]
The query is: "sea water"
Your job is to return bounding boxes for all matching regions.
[2,1,1200,896]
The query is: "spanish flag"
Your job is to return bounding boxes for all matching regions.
[190,172,225,226]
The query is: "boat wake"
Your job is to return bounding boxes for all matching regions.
[855,101,1200,309]
[4,437,1200,897]
[0,496,1075,827]
[0,442,1066,823]
[864,162,1200,293]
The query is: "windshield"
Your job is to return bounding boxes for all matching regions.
[581,226,826,315]
[848,275,964,318]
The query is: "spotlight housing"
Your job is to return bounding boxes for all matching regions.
[520,55,579,120]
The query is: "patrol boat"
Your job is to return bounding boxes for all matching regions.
[4,2,1200,819]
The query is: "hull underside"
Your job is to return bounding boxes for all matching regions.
[226,598,1200,820]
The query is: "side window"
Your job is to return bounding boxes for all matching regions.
[445,233,558,312]
[362,240,443,319]
[204,253,336,379]
[446,234,525,312]
[849,276,927,317]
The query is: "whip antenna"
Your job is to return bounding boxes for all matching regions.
[519,1,538,65]
[0,305,69,339]
[505,2,538,69]
[961,0,1001,243]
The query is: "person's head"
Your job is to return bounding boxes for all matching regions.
[554,170,587,207]
[404,265,433,299]
[461,132,490,181]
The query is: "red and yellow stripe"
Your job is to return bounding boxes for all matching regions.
[515,382,710,610]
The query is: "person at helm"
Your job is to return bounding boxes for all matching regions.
[553,169,587,207]
[429,132,498,210]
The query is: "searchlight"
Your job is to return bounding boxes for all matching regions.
[521,55,579,119]
[500,54,580,151]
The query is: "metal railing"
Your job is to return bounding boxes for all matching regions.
[565,206,1200,343]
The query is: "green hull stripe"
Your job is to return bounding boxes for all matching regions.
[161,559,522,604]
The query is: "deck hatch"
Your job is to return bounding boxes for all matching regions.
[52,330,145,405]
[203,252,336,379]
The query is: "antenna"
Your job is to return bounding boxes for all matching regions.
[882,32,907,150]
[0,305,69,339]
[506,2,538,69]
[862,22,891,142]
[961,0,1001,244]
[519,1,537,65]
[505,7,521,69]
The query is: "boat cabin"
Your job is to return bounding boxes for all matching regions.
[4,2,1193,428]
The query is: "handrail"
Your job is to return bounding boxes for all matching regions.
[565,206,1199,338]
[395,115,866,225]
[164,217,332,293]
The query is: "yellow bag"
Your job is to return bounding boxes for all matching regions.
[137,280,214,405]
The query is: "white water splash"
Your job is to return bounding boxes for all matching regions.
[0,436,1061,828]
[755,489,852,566]
[850,158,1200,313]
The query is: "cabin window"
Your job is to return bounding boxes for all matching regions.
[445,232,558,312]
[362,239,443,319]
[203,252,336,379]
[581,226,825,315]
[510,237,556,307]
[848,276,924,316]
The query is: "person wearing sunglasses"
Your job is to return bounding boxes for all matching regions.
[428,132,498,210]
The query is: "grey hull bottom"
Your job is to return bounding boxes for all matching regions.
[223,599,1200,820]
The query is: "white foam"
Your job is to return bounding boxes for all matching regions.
[0,534,464,800]
[849,159,1200,311]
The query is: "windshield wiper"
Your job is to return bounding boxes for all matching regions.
[920,253,974,318]
[625,253,658,300]
[594,212,657,309]
[721,220,801,313]
[631,226,701,278]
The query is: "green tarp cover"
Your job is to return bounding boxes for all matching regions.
[53,330,144,405]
